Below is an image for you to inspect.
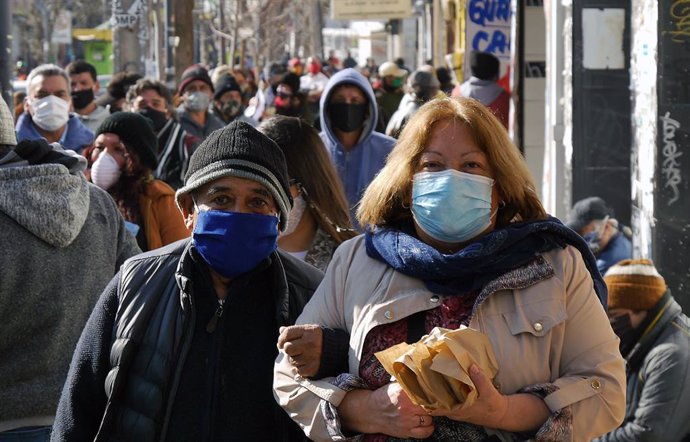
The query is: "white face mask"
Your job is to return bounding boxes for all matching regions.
[30,95,70,131]
[91,151,122,190]
[280,193,307,237]
[185,91,211,112]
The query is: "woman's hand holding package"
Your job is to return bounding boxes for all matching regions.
[339,382,435,439]
[430,364,550,432]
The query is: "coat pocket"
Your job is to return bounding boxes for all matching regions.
[501,296,567,338]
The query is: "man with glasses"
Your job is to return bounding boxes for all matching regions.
[566,196,632,275]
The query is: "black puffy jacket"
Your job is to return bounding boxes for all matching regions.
[53,239,322,442]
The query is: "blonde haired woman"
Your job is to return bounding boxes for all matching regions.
[274,97,625,441]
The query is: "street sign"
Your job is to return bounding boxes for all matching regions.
[331,0,411,20]
[111,14,138,28]
[51,10,72,44]
[111,0,142,29]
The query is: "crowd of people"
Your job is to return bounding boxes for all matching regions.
[1,49,689,442]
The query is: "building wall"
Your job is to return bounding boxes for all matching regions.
[522,2,547,201]
[630,0,657,260]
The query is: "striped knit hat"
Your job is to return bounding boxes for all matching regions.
[605,259,667,310]
[175,120,292,231]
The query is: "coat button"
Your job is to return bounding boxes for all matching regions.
[384,310,393,320]
[591,379,601,390]
[533,322,544,332]
[430,295,440,303]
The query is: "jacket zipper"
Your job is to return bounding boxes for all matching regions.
[206,298,225,333]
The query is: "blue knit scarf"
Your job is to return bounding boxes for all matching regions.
[365,216,607,307]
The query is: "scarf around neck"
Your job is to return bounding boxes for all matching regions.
[365,216,607,307]
[0,138,87,173]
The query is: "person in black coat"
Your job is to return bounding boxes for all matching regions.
[52,121,326,441]
[596,259,690,441]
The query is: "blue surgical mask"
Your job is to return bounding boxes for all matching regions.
[192,210,279,278]
[584,216,609,254]
[411,169,495,244]
[584,231,601,254]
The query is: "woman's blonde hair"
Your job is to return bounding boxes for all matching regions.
[357,97,547,228]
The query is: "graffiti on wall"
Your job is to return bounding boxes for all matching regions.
[663,0,690,43]
[661,111,683,206]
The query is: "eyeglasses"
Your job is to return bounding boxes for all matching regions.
[278,92,293,100]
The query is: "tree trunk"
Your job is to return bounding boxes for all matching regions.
[310,0,323,60]
[173,0,194,90]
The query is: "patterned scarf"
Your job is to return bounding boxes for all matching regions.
[0,138,86,173]
[365,216,607,307]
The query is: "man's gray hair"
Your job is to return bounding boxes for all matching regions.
[27,64,71,95]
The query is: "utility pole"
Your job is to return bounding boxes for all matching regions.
[219,0,226,65]
[0,0,11,108]
[165,0,175,88]
[230,0,241,66]
[111,0,144,73]
[37,0,51,63]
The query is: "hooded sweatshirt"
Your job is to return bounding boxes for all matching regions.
[0,140,140,431]
[455,76,510,128]
[319,69,395,227]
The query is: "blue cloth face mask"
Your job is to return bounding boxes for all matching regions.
[192,210,279,278]
[411,169,495,244]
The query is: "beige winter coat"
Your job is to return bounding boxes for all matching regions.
[273,235,626,441]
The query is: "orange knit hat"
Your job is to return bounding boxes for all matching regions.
[605,259,667,311]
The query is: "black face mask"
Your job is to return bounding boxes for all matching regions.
[138,108,168,133]
[328,103,367,133]
[219,100,242,120]
[610,314,638,357]
[71,89,94,110]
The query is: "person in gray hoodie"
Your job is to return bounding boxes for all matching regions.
[452,51,510,129]
[0,98,140,441]
[319,68,396,229]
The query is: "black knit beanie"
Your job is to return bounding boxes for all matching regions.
[281,72,301,94]
[178,64,214,95]
[95,112,158,170]
[213,74,242,100]
[175,121,293,230]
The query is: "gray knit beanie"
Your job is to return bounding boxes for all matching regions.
[175,120,292,230]
[566,196,612,233]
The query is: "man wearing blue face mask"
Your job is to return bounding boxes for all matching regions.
[319,68,396,230]
[52,121,324,441]
[566,196,632,275]
[15,64,94,154]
